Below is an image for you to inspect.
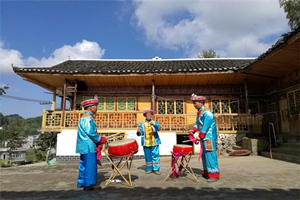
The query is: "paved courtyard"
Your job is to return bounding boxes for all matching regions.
[0,156,299,200]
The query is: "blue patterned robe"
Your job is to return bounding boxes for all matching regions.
[194,106,220,178]
[76,111,102,188]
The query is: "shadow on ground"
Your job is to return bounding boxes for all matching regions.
[1,187,299,200]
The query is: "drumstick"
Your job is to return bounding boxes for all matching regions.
[106,132,122,139]
[182,139,194,143]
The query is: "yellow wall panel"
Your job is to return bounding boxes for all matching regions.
[186,100,196,114]
[138,96,151,111]
[137,96,151,124]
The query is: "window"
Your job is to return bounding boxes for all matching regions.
[127,98,136,111]
[17,153,23,158]
[157,99,184,114]
[212,100,220,113]
[117,98,126,110]
[221,100,230,113]
[296,90,300,111]
[78,97,137,111]
[230,100,239,113]
[176,100,184,114]
[77,97,115,111]
[288,89,300,114]
[97,98,105,110]
[76,96,93,110]
[212,99,239,114]
[268,103,276,112]
[117,97,136,111]
[106,97,115,111]
[249,102,259,114]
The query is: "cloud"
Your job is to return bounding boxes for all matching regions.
[26,40,105,66]
[0,41,25,73]
[0,40,105,74]
[132,0,290,57]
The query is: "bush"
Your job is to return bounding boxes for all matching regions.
[0,160,6,167]
[26,148,45,163]
[0,160,11,168]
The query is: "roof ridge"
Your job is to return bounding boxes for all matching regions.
[66,58,255,62]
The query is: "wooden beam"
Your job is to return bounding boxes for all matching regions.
[83,85,247,96]
[21,74,55,91]
[241,72,277,79]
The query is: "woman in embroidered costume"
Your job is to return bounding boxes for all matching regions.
[137,109,162,175]
[189,94,220,182]
[76,99,107,190]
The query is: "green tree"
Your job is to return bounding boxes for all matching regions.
[5,128,24,165]
[35,133,57,152]
[0,113,8,127]
[197,49,220,58]
[279,0,300,29]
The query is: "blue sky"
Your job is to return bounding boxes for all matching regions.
[0,0,290,118]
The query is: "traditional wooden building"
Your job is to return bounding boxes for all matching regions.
[13,27,299,162]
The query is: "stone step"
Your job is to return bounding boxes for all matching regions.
[281,142,300,148]
[261,151,300,164]
[271,147,300,156]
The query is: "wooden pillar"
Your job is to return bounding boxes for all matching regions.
[51,91,56,111]
[60,96,64,110]
[62,80,67,112]
[73,81,77,110]
[70,99,73,111]
[41,109,47,134]
[152,79,155,114]
[275,80,281,140]
[114,97,118,111]
[244,79,249,113]
[61,80,67,127]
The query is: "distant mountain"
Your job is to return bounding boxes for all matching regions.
[5,114,24,119]
[0,113,42,137]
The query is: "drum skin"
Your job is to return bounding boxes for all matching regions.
[108,139,139,157]
[173,144,193,155]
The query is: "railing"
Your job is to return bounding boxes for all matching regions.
[215,114,263,133]
[42,110,263,134]
[42,110,140,132]
[155,114,192,132]
[154,114,263,133]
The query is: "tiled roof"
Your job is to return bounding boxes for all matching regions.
[244,26,300,70]
[13,58,254,74]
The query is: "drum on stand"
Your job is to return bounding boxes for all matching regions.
[165,144,198,182]
[108,138,138,157]
[104,138,139,187]
[173,144,193,155]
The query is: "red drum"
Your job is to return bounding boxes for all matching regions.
[173,144,193,155]
[108,139,138,157]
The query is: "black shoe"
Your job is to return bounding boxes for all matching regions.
[202,174,209,179]
[83,185,101,190]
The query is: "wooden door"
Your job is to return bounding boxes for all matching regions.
[279,99,290,133]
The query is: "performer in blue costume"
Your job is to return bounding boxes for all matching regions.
[76,99,107,190]
[189,94,220,182]
[137,109,162,175]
